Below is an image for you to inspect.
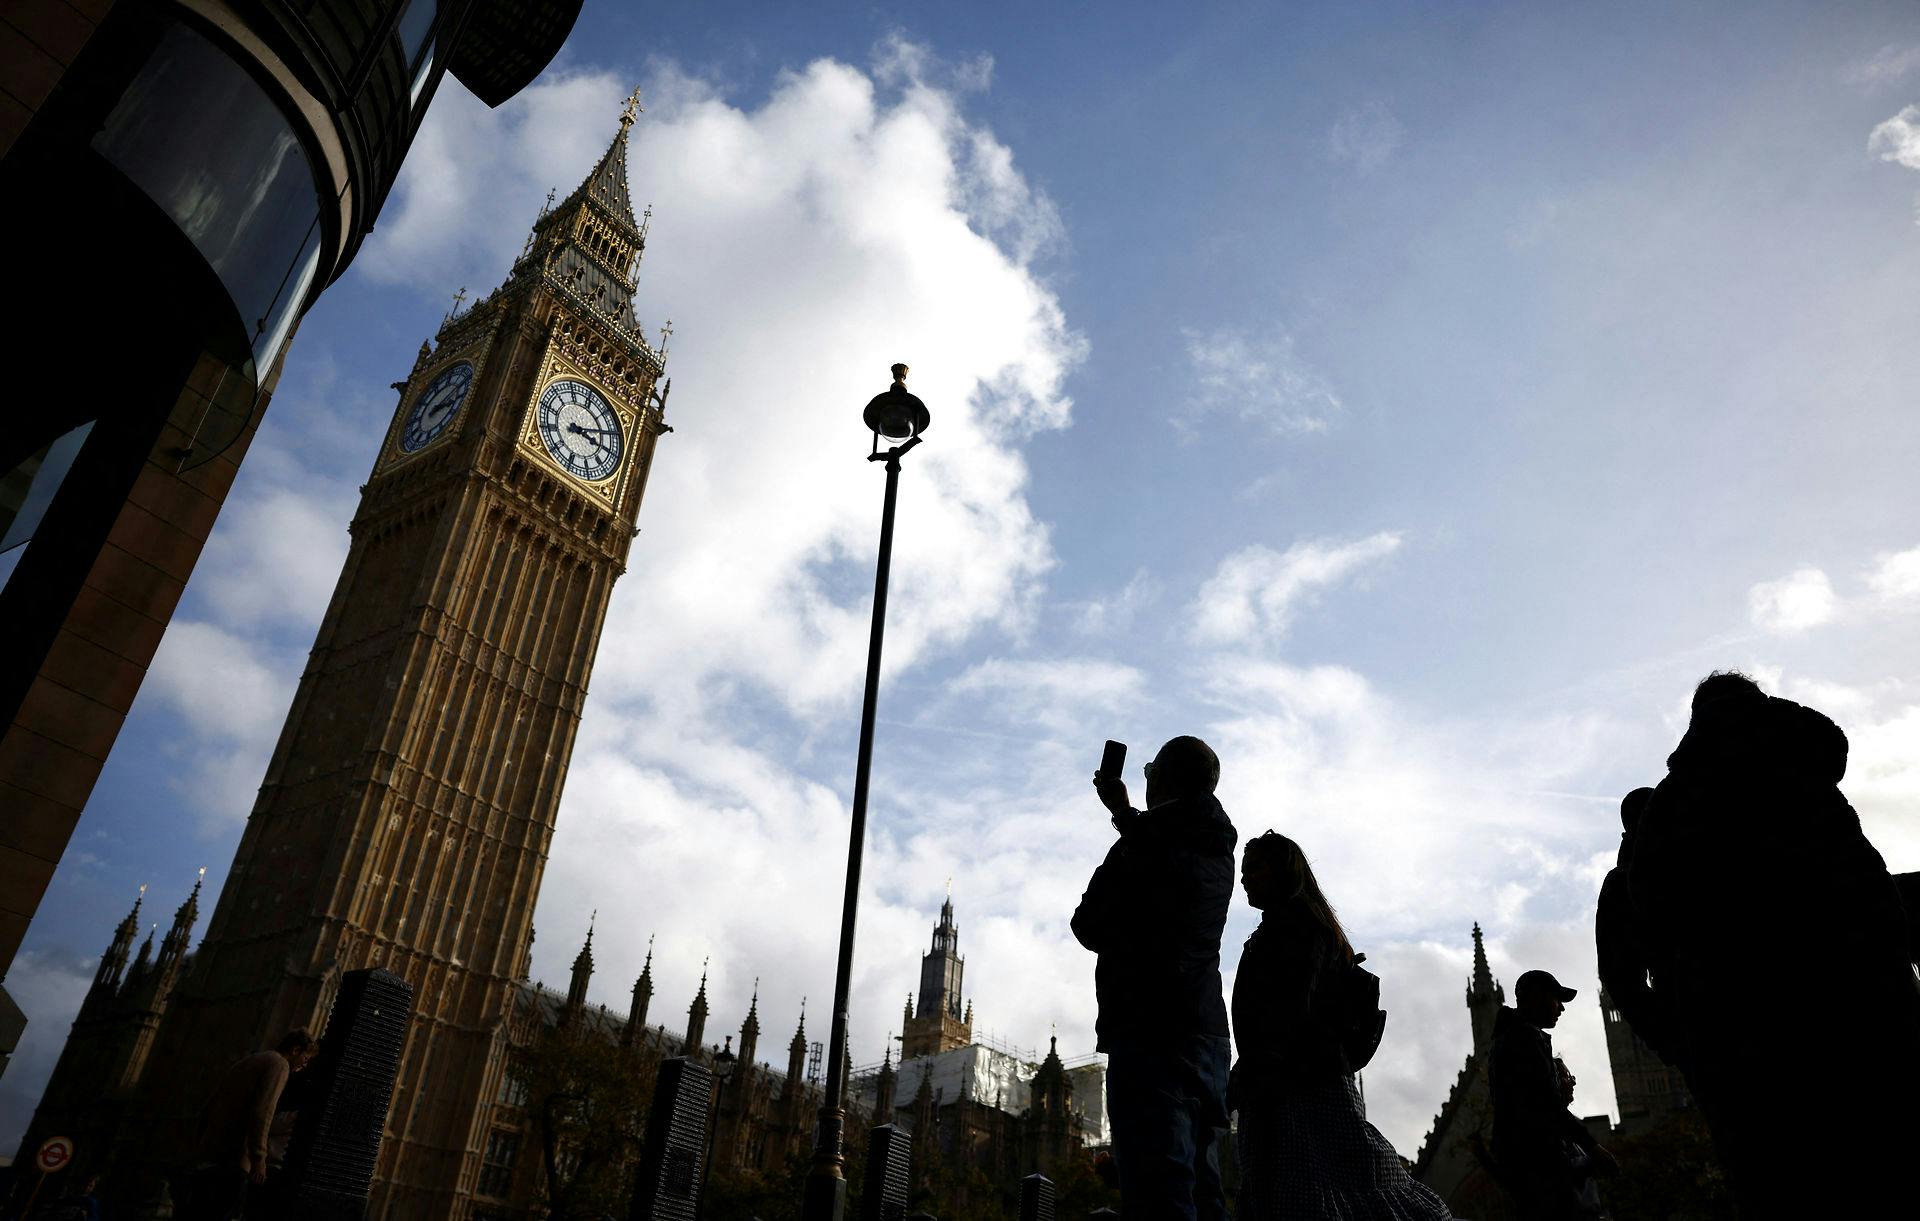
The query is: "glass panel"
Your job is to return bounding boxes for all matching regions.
[1,423,95,553]
[91,21,324,377]
[0,423,96,594]
[410,36,437,105]
[397,0,437,66]
[254,217,324,375]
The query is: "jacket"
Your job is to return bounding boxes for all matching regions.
[1489,1007,1595,1173]
[1228,905,1349,1112]
[1071,792,1236,1050]
[1594,837,1679,1065]
[195,1049,290,1171]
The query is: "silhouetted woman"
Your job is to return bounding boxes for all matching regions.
[1232,831,1451,1220]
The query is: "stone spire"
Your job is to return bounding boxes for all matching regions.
[157,868,202,971]
[875,1035,897,1119]
[1467,922,1505,1053]
[738,978,761,1068]
[685,959,709,1054]
[505,92,655,333]
[567,913,596,1013]
[90,884,145,999]
[784,999,808,1093]
[624,934,654,1046]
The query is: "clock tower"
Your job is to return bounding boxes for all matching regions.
[129,94,672,1218]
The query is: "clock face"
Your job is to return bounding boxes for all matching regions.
[536,379,625,482]
[400,362,475,453]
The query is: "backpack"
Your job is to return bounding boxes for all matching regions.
[1333,952,1388,1071]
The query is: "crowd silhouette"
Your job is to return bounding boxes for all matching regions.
[1076,672,1920,1221]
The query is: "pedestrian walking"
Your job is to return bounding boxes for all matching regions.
[1489,971,1615,1220]
[1229,831,1451,1221]
[174,1029,316,1221]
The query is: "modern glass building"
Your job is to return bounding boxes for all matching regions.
[0,0,585,1078]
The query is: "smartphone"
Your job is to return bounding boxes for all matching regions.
[1099,739,1127,779]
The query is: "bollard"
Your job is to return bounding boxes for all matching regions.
[629,1057,714,1221]
[861,1124,911,1221]
[1019,1173,1056,1221]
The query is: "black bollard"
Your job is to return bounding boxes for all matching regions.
[1019,1174,1055,1221]
[280,968,415,1220]
[861,1124,911,1221]
[630,1057,714,1221]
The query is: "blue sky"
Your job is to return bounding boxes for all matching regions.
[7,0,1920,1158]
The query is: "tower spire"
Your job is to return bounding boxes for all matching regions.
[567,913,596,1012]
[624,933,655,1046]
[90,884,147,998]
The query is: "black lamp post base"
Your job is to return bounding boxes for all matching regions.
[802,1170,846,1221]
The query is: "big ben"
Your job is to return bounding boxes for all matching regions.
[128,94,672,1217]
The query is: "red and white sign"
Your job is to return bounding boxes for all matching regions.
[34,1136,73,1173]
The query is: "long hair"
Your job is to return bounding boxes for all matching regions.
[1246,831,1352,959]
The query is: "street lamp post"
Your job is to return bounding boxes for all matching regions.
[802,364,930,1221]
[700,1036,737,1218]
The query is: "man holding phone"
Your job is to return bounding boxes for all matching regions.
[1072,736,1237,1221]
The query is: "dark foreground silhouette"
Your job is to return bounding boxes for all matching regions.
[1490,971,1614,1220]
[1073,736,1236,1221]
[1623,672,1920,1217]
[1232,831,1451,1221]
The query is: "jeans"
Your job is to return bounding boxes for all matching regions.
[1105,1034,1231,1221]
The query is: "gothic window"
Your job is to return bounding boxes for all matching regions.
[477,1128,519,1198]
[497,1057,529,1106]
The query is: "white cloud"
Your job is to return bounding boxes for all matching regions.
[1868,104,1920,170]
[1747,566,1839,634]
[0,948,96,1152]
[144,621,291,827]
[1846,45,1920,87]
[1072,569,1158,636]
[1190,533,1403,646]
[1182,327,1342,435]
[1329,100,1404,172]
[1867,546,1920,603]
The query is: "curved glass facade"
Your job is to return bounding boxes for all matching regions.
[90,20,326,383]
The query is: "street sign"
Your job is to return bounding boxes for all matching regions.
[34,1136,73,1173]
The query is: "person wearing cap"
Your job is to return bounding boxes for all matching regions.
[1490,970,1615,1220]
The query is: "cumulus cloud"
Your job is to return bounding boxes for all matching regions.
[1182,327,1342,435]
[144,621,293,827]
[1190,533,1403,646]
[1329,99,1404,172]
[1748,566,1839,634]
[1867,545,1920,603]
[1869,104,1920,170]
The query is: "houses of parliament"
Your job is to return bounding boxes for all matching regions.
[12,99,1106,1218]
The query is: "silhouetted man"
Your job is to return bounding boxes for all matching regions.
[177,1029,317,1221]
[1593,788,1679,1064]
[1628,671,1920,1217]
[1490,970,1614,1220]
[1073,736,1236,1221]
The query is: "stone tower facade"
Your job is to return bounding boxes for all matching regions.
[902,894,972,1059]
[120,97,672,1219]
[1413,924,1510,1218]
[1599,986,1694,1134]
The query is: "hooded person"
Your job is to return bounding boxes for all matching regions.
[1627,672,1920,1216]
[1073,735,1237,1221]
[1593,787,1680,1065]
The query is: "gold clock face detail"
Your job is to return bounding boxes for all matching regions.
[535,379,625,481]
